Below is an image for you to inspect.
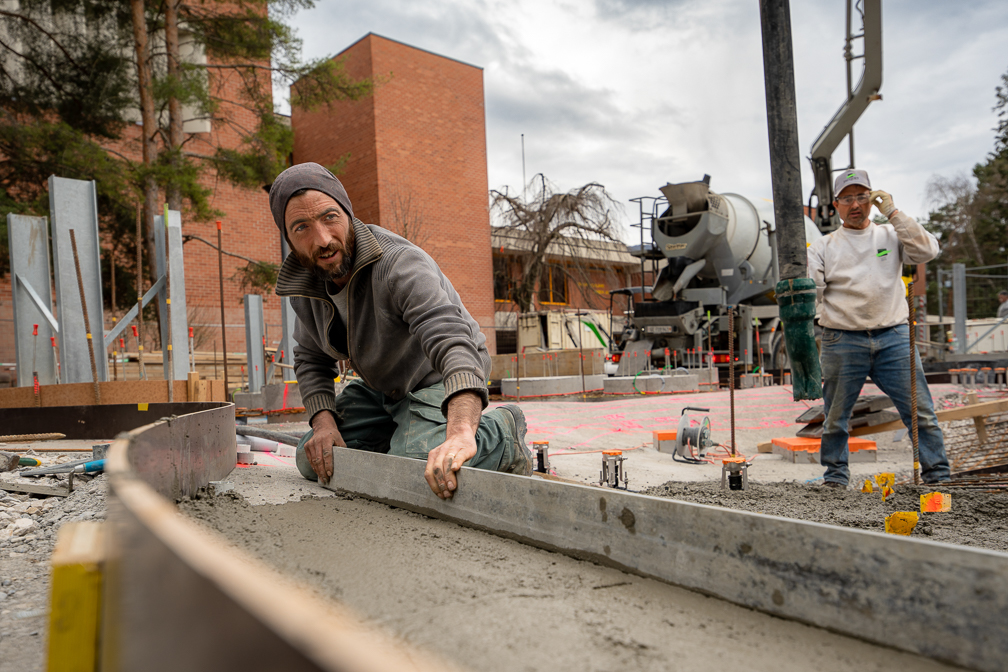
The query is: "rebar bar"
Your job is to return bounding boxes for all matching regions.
[909,281,921,484]
[729,307,736,457]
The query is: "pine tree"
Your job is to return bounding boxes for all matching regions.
[0,0,371,305]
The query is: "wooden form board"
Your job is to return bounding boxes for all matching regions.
[0,379,225,409]
[849,399,1008,437]
[104,410,454,672]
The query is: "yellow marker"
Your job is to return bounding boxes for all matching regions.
[167,344,172,351]
[138,402,149,411]
[861,480,874,493]
[885,511,919,535]
[86,333,92,339]
[875,472,895,488]
[166,298,171,305]
[921,492,951,513]
[48,521,105,672]
[881,484,894,501]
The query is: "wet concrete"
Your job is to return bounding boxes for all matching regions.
[180,492,960,672]
[644,480,1008,552]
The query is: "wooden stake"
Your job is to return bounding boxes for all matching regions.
[69,229,101,404]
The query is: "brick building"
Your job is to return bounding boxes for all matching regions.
[0,38,283,383]
[490,230,645,353]
[291,33,496,353]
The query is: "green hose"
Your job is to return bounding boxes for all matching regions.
[775,277,823,401]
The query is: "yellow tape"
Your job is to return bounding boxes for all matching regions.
[138,403,148,411]
[167,344,172,351]
[913,461,920,470]
[86,333,92,339]
[166,299,171,305]
[138,346,144,351]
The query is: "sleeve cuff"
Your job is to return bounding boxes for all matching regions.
[304,392,338,426]
[441,370,489,416]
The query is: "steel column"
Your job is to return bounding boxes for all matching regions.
[153,210,190,380]
[244,294,265,393]
[953,262,967,354]
[7,214,58,387]
[48,176,108,383]
[279,234,298,372]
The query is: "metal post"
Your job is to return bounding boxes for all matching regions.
[244,294,265,394]
[760,0,822,401]
[953,263,967,354]
[136,205,147,381]
[217,221,229,396]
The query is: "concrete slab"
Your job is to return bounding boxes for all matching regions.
[233,391,263,409]
[603,374,700,395]
[501,374,603,398]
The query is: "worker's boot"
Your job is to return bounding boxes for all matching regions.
[498,404,533,476]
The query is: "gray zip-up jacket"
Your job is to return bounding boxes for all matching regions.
[275,218,491,421]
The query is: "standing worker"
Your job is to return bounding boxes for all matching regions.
[997,290,1008,319]
[269,163,531,500]
[807,170,951,487]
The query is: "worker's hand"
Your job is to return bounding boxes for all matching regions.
[306,410,344,485]
[425,433,477,500]
[870,190,897,218]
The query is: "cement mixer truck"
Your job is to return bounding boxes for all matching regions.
[611,177,822,376]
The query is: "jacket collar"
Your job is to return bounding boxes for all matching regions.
[275,218,383,300]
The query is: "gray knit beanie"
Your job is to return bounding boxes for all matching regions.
[268,162,354,234]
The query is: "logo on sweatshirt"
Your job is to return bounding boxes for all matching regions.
[877,249,889,257]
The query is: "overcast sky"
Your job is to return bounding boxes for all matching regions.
[280,0,1008,234]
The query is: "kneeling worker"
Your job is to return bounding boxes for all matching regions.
[807,169,951,487]
[269,163,531,498]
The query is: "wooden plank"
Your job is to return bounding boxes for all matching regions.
[320,446,1008,672]
[0,481,69,497]
[48,521,105,672]
[850,399,1008,437]
[106,439,457,672]
[0,380,190,408]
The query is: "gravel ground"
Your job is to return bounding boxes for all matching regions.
[642,480,1008,552]
[0,472,107,672]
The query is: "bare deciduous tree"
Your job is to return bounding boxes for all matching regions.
[925,173,983,264]
[384,177,431,249]
[491,174,622,314]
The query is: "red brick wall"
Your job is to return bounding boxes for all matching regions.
[292,34,497,354]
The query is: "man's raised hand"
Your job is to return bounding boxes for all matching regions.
[870,190,897,218]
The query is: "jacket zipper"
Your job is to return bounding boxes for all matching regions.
[344,256,380,390]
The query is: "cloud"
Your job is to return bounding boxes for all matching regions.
[283,0,1008,229]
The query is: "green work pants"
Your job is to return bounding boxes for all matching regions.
[295,380,522,481]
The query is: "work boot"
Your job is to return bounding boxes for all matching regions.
[822,480,846,490]
[498,404,533,476]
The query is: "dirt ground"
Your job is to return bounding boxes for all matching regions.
[642,480,1008,552]
[179,492,961,672]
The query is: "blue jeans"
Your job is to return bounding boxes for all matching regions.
[820,325,950,485]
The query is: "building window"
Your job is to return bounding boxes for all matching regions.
[539,265,567,305]
[493,255,514,302]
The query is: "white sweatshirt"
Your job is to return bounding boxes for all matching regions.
[807,211,939,330]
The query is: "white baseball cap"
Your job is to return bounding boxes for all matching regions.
[834,169,871,195]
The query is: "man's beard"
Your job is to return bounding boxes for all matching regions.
[294,223,356,284]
